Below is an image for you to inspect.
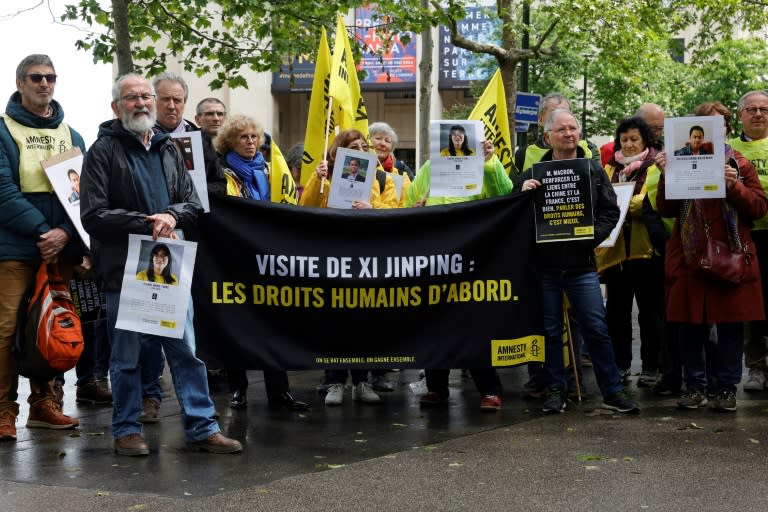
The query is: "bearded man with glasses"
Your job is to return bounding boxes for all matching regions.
[731,90,768,393]
[80,73,242,456]
[0,54,86,440]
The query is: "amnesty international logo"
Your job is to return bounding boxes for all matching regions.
[491,335,545,367]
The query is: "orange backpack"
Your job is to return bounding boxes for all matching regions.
[14,263,84,379]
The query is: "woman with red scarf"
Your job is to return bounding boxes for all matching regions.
[369,122,414,207]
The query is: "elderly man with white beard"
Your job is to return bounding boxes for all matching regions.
[80,74,242,456]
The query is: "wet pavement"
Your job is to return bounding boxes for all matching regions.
[2,365,767,511]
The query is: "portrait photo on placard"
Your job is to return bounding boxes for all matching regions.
[339,155,369,183]
[439,122,476,157]
[135,240,184,286]
[672,119,715,157]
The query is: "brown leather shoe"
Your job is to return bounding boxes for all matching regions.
[0,410,17,441]
[27,398,79,429]
[139,398,160,423]
[189,432,243,454]
[114,433,150,456]
[76,381,113,405]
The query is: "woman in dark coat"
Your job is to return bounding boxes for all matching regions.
[656,101,768,412]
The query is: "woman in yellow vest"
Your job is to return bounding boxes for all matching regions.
[596,117,664,387]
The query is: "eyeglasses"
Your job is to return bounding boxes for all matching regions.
[202,111,226,118]
[26,73,57,84]
[239,134,260,142]
[744,107,768,116]
[120,93,156,103]
[648,125,664,132]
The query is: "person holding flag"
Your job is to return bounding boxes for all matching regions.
[300,129,397,405]
[211,114,307,412]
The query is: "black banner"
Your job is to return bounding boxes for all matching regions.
[195,192,543,370]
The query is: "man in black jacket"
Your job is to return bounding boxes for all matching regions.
[80,73,242,456]
[518,109,639,415]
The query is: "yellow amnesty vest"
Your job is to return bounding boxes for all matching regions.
[729,136,768,230]
[595,163,659,272]
[521,140,593,173]
[1,113,73,193]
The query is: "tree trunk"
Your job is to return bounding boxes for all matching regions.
[112,0,134,75]
[417,0,433,169]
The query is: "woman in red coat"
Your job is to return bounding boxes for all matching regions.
[656,101,768,412]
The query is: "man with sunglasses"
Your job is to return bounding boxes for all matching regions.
[0,54,86,441]
[731,90,768,392]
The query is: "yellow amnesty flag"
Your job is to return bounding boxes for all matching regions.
[329,14,368,138]
[301,27,337,187]
[468,69,513,174]
[270,141,298,205]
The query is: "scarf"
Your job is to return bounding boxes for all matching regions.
[680,144,741,264]
[379,154,394,172]
[226,150,269,201]
[615,148,650,182]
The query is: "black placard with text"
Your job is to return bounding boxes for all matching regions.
[531,158,594,243]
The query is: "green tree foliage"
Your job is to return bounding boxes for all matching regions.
[62,0,357,87]
[61,0,768,139]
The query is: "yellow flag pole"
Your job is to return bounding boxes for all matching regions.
[320,97,334,194]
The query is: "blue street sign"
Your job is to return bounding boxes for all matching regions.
[515,92,540,124]
[515,122,530,133]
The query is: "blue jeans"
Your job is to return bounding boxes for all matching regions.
[105,291,219,441]
[679,322,743,393]
[542,270,623,398]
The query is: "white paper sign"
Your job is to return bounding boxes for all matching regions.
[664,116,725,199]
[116,234,197,339]
[170,131,210,212]
[41,148,90,249]
[598,182,634,248]
[429,120,484,197]
[390,172,405,202]
[327,148,377,209]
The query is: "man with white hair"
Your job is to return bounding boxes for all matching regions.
[731,90,768,391]
[518,109,639,415]
[80,74,242,456]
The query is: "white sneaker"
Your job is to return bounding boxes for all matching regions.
[352,382,380,403]
[325,383,344,405]
[743,368,766,391]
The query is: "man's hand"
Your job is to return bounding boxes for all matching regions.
[520,179,541,192]
[37,227,69,263]
[146,212,177,240]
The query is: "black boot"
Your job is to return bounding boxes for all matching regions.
[230,389,247,409]
[268,392,310,411]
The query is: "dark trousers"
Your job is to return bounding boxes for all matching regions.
[325,369,369,386]
[228,369,292,401]
[745,230,768,369]
[425,368,502,397]
[604,258,664,372]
